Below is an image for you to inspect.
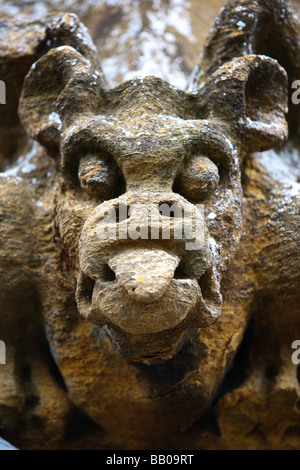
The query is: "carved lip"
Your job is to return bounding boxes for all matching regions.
[75,254,222,335]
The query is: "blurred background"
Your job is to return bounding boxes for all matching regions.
[0,0,299,87]
[0,0,256,88]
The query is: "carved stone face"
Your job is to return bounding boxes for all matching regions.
[19,39,288,363]
[53,77,242,361]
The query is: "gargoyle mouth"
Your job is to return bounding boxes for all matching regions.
[75,248,222,336]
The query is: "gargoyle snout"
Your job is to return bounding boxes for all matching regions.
[108,249,179,303]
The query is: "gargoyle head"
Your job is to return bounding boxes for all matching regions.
[18,9,288,363]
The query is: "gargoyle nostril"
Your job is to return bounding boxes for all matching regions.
[158,201,182,218]
[174,261,190,279]
[102,264,116,282]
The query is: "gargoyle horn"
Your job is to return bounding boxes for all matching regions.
[189,0,297,152]
[191,0,299,85]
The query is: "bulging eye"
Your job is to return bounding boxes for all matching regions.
[175,156,219,201]
[78,154,120,199]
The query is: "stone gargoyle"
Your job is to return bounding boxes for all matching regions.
[0,0,299,450]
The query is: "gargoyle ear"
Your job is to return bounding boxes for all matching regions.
[203,55,288,152]
[19,46,104,156]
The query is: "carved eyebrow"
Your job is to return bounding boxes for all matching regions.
[62,117,118,152]
[61,120,120,181]
[184,120,236,166]
[60,115,235,181]
[142,116,235,161]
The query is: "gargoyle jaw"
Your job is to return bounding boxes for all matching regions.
[75,252,222,363]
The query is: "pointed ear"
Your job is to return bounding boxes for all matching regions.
[19,46,104,156]
[203,55,288,152]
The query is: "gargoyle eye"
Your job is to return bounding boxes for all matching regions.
[175,156,220,201]
[78,154,119,199]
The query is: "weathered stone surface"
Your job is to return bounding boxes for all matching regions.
[0,0,227,90]
[0,0,299,451]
